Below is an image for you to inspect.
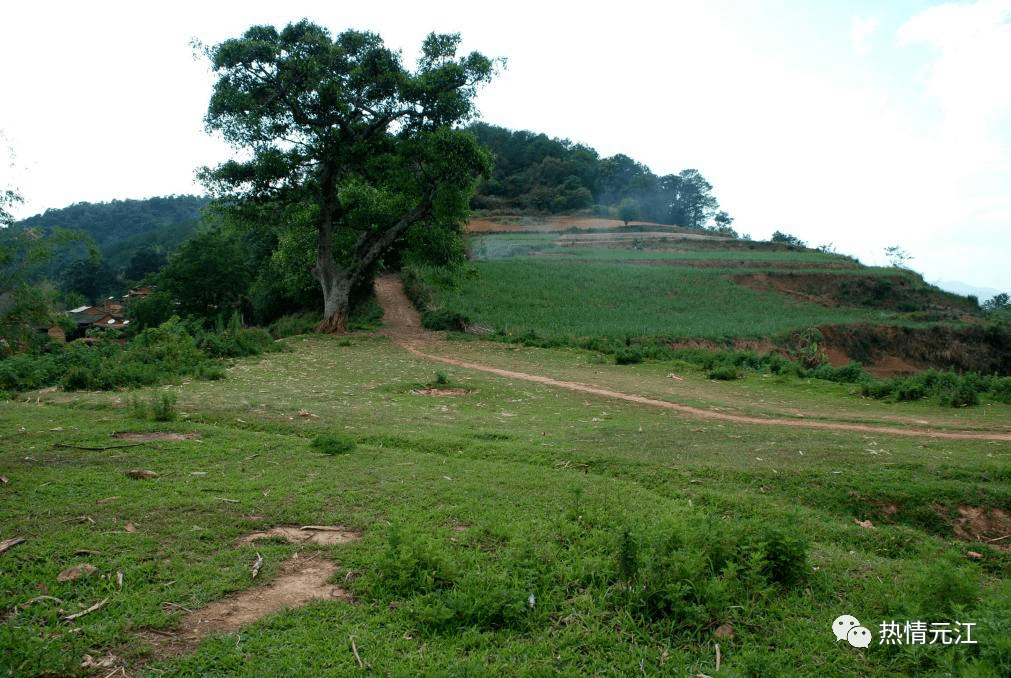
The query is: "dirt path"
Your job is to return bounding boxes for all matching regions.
[374,273,441,348]
[374,275,1011,442]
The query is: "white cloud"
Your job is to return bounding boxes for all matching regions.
[897,0,1011,152]
[849,16,880,56]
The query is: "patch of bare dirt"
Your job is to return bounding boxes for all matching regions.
[818,323,1011,376]
[138,552,351,658]
[237,525,362,547]
[112,432,200,441]
[943,505,1011,552]
[866,354,922,378]
[411,387,475,396]
[125,526,362,675]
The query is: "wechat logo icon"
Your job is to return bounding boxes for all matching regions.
[833,615,872,648]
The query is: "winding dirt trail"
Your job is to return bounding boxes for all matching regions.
[374,275,1011,442]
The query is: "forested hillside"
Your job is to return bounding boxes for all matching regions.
[18,195,209,250]
[10,195,209,305]
[468,123,735,233]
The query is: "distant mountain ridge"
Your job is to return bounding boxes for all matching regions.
[18,195,209,249]
[17,195,210,272]
[931,280,1000,302]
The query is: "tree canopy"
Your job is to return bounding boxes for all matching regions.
[198,20,497,332]
[467,123,727,229]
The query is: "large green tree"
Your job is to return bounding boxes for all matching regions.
[157,228,252,319]
[667,169,719,229]
[198,20,496,332]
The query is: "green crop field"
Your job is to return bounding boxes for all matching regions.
[2,335,1009,676]
[425,258,892,342]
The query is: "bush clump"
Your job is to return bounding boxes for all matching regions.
[311,433,356,455]
[859,369,1006,407]
[614,347,644,365]
[707,365,740,381]
[0,315,281,394]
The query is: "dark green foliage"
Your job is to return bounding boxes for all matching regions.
[17,196,209,253]
[268,312,321,338]
[156,228,252,320]
[410,577,532,634]
[613,347,644,365]
[0,316,278,393]
[16,195,208,278]
[611,521,809,635]
[367,526,459,599]
[707,365,740,380]
[805,361,869,383]
[398,219,468,268]
[468,123,730,229]
[617,198,641,226]
[124,247,167,282]
[771,230,807,248]
[192,314,277,358]
[200,21,497,331]
[151,392,178,421]
[859,369,1008,407]
[311,433,356,455]
[421,308,469,331]
[757,527,809,586]
[126,290,176,330]
[468,123,601,213]
[913,559,980,617]
[1,225,91,353]
[61,257,120,303]
[616,527,640,580]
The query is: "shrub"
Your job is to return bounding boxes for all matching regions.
[859,369,992,407]
[421,308,469,331]
[151,392,178,421]
[807,361,868,384]
[757,527,809,587]
[61,365,96,391]
[366,525,458,599]
[269,312,320,338]
[707,365,739,381]
[410,579,532,634]
[610,520,809,634]
[614,347,644,365]
[939,381,979,408]
[914,559,979,616]
[616,527,640,581]
[311,433,356,455]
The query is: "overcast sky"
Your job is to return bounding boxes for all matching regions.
[2,0,1009,294]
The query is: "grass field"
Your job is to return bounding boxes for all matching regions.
[2,335,1010,676]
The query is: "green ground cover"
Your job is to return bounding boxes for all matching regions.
[426,258,889,341]
[2,335,1009,676]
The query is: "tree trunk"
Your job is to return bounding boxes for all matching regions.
[313,161,353,334]
[316,274,352,334]
[311,160,433,333]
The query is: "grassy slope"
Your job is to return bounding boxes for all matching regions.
[436,258,897,341]
[442,229,980,345]
[2,336,1009,676]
